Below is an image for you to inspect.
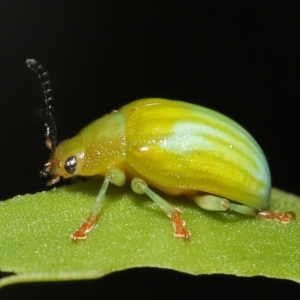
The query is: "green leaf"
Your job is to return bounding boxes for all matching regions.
[0,178,299,288]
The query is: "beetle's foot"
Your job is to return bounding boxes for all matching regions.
[71,215,97,242]
[256,210,296,224]
[170,208,191,240]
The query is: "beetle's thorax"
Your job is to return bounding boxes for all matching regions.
[75,110,126,176]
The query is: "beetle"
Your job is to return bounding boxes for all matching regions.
[26,59,295,241]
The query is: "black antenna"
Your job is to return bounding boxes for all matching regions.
[26,59,57,151]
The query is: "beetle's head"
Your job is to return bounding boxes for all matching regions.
[40,136,85,186]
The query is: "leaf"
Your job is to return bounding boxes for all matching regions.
[0,178,299,288]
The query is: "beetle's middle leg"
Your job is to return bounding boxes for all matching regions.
[131,178,191,240]
[193,194,296,223]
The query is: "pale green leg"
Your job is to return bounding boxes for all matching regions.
[90,169,126,216]
[131,178,191,239]
[194,194,296,223]
[71,168,126,241]
[193,194,256,216]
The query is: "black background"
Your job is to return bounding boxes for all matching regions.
[0,2,300,299]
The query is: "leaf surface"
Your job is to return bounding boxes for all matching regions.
[0,179,299,287]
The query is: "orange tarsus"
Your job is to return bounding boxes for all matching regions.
[170,208,191,241]
[71,215,98,242]
[256,210,296,224]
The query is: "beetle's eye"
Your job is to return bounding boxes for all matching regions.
[64,156,77,174]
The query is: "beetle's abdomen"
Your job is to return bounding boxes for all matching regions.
[121,99,271,209]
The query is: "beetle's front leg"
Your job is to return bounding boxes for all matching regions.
[71,168,126,241]
[131,178,191,240]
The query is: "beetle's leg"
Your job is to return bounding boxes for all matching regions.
[71,168,126,242]
[193,195,296,223]
[131,178,191,240]
[193,194,257,215]
[255,210,296,224]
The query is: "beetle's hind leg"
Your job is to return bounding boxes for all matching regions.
[131,178,191,240]
[193,194,256,215]
[256,210,296,224]
[193,194,296,223]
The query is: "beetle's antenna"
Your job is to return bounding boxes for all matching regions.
[26,59,57,151]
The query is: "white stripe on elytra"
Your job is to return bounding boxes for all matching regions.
[158,121,269,185]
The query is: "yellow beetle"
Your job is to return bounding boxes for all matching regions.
[26,59,295,241]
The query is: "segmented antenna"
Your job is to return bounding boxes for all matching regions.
[26,59,57,151]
